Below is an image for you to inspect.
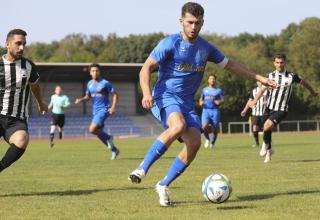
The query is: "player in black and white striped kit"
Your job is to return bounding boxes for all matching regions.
[0,29,47,173]
[241,81,267,147]
[250,54,318,163]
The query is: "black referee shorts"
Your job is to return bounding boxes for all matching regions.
[263,108,288,125]
[50,114,65,128]
[0,114,28,142]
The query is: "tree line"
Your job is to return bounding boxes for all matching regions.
[1,17,319,118]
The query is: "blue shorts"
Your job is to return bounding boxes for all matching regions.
[92,111,109,128]
[151,104,201,131]
[201,108,220,129]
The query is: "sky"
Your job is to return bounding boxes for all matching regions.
[1,0,319,46]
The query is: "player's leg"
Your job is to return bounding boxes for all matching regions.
[129,105,187,184]
[262,119,274,162]
[202,123,210,148]
[155,108,201,206]
[210,109,220,148]
[90,111,112,147]
[156,127,201,206]
[0,117,29,172]
[89,118,120,160]
[58,126,64,139]
[159,126,200,185]
[58,114,65,139]
[49,114,57,147]
[201,109,210,148]
[49,125,56,147]
[252,124,259,147]
[263,111,287,163]
[252,116,260,147]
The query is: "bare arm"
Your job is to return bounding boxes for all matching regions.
[140,57,159,109]
[74,95,90,104]
[30,82,48,114]
[301,79,318,96]
[225,60,277,88]
[248,86,267,108]
[108,92,119,114]
[48,101,53,110]
[199,97,204,106]
[214,99,224,106]
[240,99,251,117]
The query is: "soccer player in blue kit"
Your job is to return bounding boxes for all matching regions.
[128,2,276,206]
[199,74,224,149]
[75,63,120,160]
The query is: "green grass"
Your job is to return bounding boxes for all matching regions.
[0,132,319,220]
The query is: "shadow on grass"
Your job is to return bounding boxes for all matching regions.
[216,205,255,210]
[278,159,320,163]
[118,156,175,161]
[0,186,151,198]
[174,200,256,210]
[236,189,320,202]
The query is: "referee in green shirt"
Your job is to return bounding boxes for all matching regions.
[48,85,70,147]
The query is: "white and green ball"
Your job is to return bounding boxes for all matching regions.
[202,173,232,203]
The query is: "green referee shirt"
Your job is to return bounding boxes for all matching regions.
[50,94,70,114]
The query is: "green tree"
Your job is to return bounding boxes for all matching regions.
[287,17,320,114]
[25,42,58,61]
[0,47,6,54]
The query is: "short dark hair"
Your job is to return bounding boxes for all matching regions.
[274,53,286,61]
[182,2,204,17]
[88,63,101,71]
[6,29,27,41]
[209,74,217,80]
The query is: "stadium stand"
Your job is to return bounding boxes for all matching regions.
[28,112,144,138]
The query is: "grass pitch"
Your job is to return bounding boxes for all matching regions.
[0,132,319,220]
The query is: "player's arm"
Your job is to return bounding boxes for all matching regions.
[48,99,53,110]
[300,79,318,96]
[199,97,204,106]
[140,57,159,109]
[240,99,251,117]
[30,82,48,114]
[199,91,204,106]
[74,95,90,104]
[108,92,119,115]
[248,86,267,108]
[63,96,71,108]
[214,98,224,106]
[224,60,276,88]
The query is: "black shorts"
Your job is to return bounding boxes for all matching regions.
[50,114,65,128]
[251,115,264,128]
[0,115,28,142]
[263,108,288,125]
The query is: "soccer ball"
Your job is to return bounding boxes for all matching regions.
[202,173,232,203]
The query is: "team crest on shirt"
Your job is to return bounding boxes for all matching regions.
[96,86,103,92]
[20,69,27,78]
[179,46,187,53]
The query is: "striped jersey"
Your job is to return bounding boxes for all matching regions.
[0,55,39,119]
[265,70,302,112]
[249,87,266,116]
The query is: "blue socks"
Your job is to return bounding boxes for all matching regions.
[203,131,210,140]
[210,135,217,145]
[159,157,187,186]
[138,140,167,173]
[97,131,115,151]
[137,141,189,187]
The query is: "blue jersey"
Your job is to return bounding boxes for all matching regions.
[86,79,115,115]
[150,33,227,108]
[201,86,224,109]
